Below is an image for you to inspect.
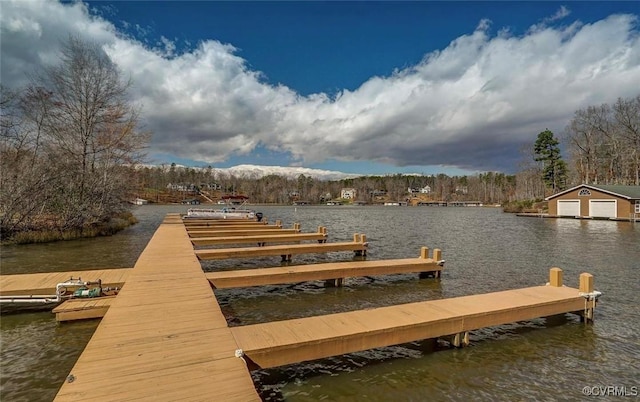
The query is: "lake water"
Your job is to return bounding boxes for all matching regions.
[1,205,639,401]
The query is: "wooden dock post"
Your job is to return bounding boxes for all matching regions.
[450,331,470,348]
[579,272,596,323]
[354,234,367,256]
[418,247,443,279]
[324,278,344,287]
[549,267,563,287]
[420,247,429,259]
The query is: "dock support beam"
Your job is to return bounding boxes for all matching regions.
[324,278,344,287]
[447,331,470,348]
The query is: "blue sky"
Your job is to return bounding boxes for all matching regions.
[2,1,640,177]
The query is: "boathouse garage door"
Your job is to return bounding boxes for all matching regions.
[557,200,580,216]
[589,200,616,218]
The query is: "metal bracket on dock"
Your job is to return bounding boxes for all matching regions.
[579,290,602,301]
[579,290,602,323]
[235,349,246,364]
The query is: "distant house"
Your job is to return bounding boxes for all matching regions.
[545,184,640,220]
[221,194,249,205]
[341,188,356,199]
[200,183,221,190]
[420,185,431,194]
[319,193,332,203]
[167,183,196,192]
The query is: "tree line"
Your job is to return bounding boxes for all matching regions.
[134,164,520,206]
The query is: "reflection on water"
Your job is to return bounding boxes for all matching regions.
[1,205,639,401]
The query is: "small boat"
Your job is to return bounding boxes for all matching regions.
[184,207,262,221]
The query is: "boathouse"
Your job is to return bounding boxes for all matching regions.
[545,184,640,220]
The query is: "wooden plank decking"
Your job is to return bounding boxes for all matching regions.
[54,213,260,401]
[206,248,443,288]
[195,236,368,261]
[50,248,443,320]
[189,228,300,238]
[0,268,131,296]
[230,277,592,369]
[52,296,117,322]
[191,226,327,246]
[183,220,274,228]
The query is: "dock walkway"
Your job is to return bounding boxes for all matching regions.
[54,214,260,401]
[231,271,595,369]
[196,234,367,261]
[192,226,327,246]
[51,248,442,321]
[0,268,131,296]
[206,247,443,288]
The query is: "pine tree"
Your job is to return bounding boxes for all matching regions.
[534,129,567,193]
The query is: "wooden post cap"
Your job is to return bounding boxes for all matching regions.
[433,249,442,262]
[579,273,594,293]
[420,247,429,259]
[549,267,563,287]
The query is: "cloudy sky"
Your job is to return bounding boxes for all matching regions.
[1,1,639,176]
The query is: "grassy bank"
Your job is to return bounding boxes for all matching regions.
[3,212,138,245]
[503,199,547,213]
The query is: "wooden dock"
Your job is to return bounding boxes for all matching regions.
[52,296,117,322]
[49,248,442,321]
[184,219,277,228]
[191,226,327,246]
[54,214,260,401]
[0,213,601,401]
[195,234,368,261]
[0,268,131,296]
[189,228,300,238]
[230,269,599,369]
[206,247,443,288]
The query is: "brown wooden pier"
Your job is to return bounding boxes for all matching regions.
[0,268,131,297]
[0,213,600,401]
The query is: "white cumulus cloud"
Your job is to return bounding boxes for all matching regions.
[1,1,639,173]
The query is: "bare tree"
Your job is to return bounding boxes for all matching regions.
[0,37,149,240]
[613,96,640,185]
[566,96,640,186]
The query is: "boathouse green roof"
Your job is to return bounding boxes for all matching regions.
[546,184,640,200]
